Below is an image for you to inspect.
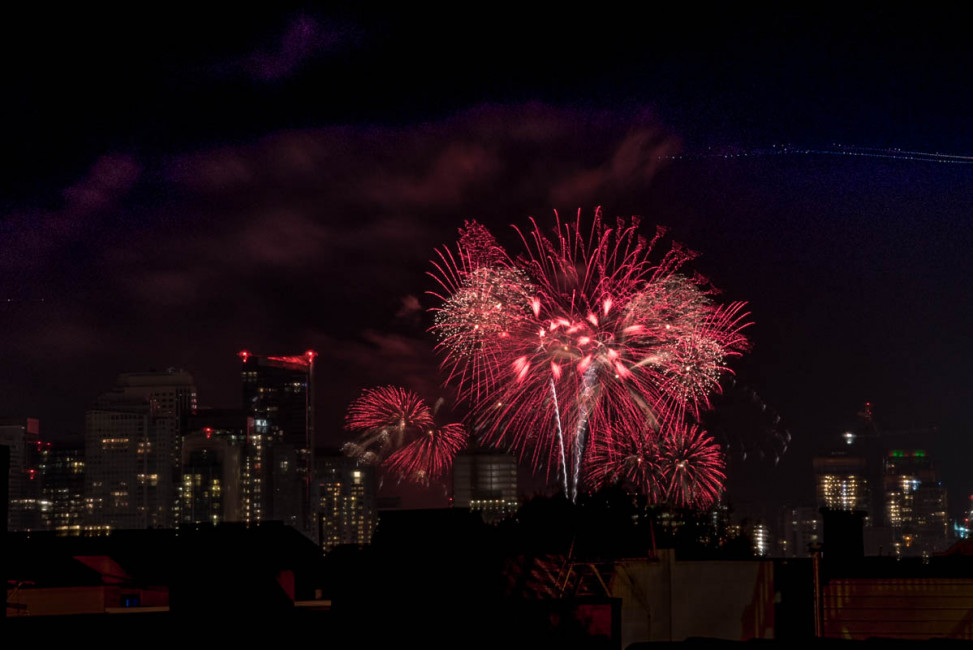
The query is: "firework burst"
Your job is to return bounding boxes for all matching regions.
[585,424,667,503]
[428,208,750,505]
[658,424,726,509]
[384,422,468,484]
[343,386,468,484]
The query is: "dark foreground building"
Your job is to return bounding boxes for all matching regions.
[6,498,973,646]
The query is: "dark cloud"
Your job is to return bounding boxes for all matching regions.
[0,154,140,272]
[0,104,676,447]
[550,127,680,207]
[62,155,141,216]
[205,13,362,83]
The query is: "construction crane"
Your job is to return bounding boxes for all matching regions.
[842,401,938,446]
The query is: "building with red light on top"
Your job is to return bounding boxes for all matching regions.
[180,408,246,526]
[0,417,44,531]
[239,351,316,541]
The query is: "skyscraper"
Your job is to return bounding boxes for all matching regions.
[0,417,44,531]
[452,445,519,523]
[313,450,377,553]
[180,408,246,526]
[84,369,196,531]
[239,351,316,539]
[883,449,949,557]
[777,506,822,557]
[40,444,85,534]
[812,451,870,515]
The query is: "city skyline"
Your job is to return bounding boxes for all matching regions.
[8,355,964,530]
[2,8,971,520]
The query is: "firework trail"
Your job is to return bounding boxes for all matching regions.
[342,386,468,484]
[662,143,973,165]
[428,208,750,506]
[704,378,791,465]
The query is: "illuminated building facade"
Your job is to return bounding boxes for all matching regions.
[40,445,86,533]
[883,449,949,557]
[751,521,770,557]
[239,351,316,539]
[813,452,870,516]
[452,446,519,523]
[0,417,44,531]
[180,409,245,526]
[313,450,377,553]
[84,369,197,531]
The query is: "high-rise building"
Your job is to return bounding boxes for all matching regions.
[180,408,246,526]
[776,506,822,557]
[883,449,949,557]
[40,445,85,534]
[956,495,973,540]
[751,521,770,556]
[313,450,377,553]
[0,417,44,531]
[812,451,870,516]
[239,351,316,539]
[452,446,519,523]
[84,369,196,531]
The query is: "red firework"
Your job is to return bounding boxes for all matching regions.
[658,424,726,509]
[343,386,468,484]
[384,422,468,484]
[428,208,749,504]
[585,424,667,503]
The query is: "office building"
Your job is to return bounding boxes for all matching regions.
[84,369,196,531]
[313,450,377,553]
[452,445,519,523]
[40,445,85,533]
[813,451,870,516]
[0,417,44,531]
[883,449,949,557]
[776,506,821,557]
[239,351,316,539]
[180,408,246,526]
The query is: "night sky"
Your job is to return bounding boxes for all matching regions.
[3,7,971,519]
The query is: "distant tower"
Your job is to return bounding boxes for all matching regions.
[239,351,316,540]
[40,445,86,533]
[961,495,973,539]
[883,449,949,557]
[777,506,822,557]
[180,408,246,526]
[84,369,196,531]
[452,445,519,523]
[751,521,770,557]
[0,417,44,531]
[812,451,870,515]
[313,450,377,553]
